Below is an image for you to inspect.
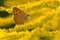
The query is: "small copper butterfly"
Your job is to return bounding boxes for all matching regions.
[13,7,29,25]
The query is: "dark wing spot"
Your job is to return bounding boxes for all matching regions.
[19,11,21,13]
[15,13,17,15]
[21,12,23,14]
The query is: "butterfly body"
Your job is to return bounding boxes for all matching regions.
[13,7,29,24]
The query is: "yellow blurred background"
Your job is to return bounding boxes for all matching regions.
[0,0,60,40]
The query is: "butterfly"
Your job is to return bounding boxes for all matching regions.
[13,7,29,25]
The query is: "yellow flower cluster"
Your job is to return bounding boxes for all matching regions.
[0,0,60,40]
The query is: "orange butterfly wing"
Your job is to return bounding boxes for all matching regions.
[13,7,29,25]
